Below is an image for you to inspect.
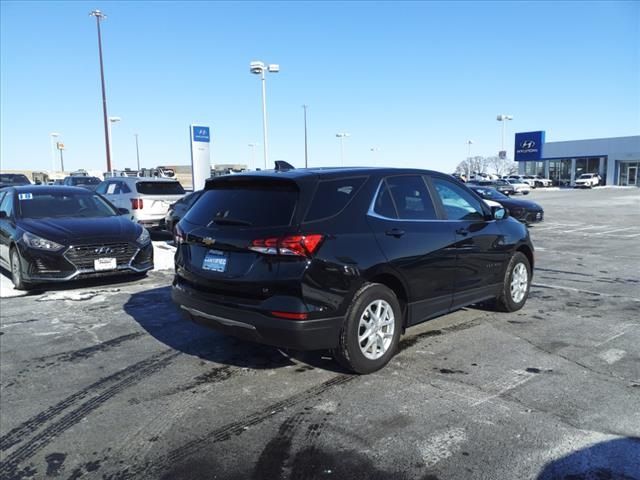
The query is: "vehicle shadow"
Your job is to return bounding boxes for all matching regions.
[536,437,640,479]
[123,285,348,373]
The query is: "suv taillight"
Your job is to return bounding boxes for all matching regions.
[131,198,144,210]
[174,223,185,244]
[249,234,324,257]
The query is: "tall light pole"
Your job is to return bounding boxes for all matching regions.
[248,143,258,170]
[89,10,111,173]
[336,133,351,165]
[496,114,513,158]
[49,133,60,171]
[466,139,474,180]
[134,133,140,171]
[302,104,309,168]
[108,116,121,174]
[250,61,279,169]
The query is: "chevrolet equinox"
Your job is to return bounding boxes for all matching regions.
[172,168,534,374]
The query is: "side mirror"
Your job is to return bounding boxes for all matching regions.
[492,206,508,220]
[118,207,130,216]
[0,211,7,219]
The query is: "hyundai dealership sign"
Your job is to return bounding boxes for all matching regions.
[514,131,545,161]
[190,125,211,190]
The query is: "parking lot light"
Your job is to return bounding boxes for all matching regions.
[89,9,112,173]
[250,60,279,170]
[50,133,60,171]
[496,114,514,158]
[466,140,474,181]
[108,116,121,174]
[336,133,351,166]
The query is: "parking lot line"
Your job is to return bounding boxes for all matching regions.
[560,225,611,233]
[592,227,637,235]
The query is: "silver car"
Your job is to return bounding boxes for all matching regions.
[96,177,186,229]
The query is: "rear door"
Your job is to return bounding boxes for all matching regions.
[429,176,509,308]
[177,178,302,300]
[366,175,457,324]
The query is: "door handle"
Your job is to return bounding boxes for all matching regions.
[455,228,469,236]
[385,228,405,238]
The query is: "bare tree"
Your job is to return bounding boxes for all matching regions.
[455,156,491,178]
[489,156,518,176]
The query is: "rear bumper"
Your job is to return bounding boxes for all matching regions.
[171,279,343,351]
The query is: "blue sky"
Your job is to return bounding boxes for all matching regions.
[1,0,638,174]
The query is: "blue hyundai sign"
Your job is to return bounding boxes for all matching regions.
[514,131,545,161]
[192,126,210,143]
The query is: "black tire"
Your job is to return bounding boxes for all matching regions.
[523,191,530,195]
[10,247,31,291]
[495,252,531,312]
[332,283,402,374]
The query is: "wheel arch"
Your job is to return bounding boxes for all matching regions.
[365,271,409,327]
[516,244,534,271]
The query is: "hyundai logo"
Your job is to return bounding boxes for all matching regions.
[94,247,113,255]
[521,140,536,149]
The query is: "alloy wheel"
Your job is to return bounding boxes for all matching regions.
[358,299,395,360]
[510,262,528,303]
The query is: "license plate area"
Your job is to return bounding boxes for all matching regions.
[94,257,117,271]
[202,250,227,273]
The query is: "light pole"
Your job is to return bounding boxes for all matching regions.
[50,133,60,171]
[134,133,140,171]
[248,143,258,170]
[496,114,513,158]
[370,147,379,164]
[250,61,279,169]
[108,116,121,174]
[89,10,111,173]
[336,133,351,165]
[56,141,65,171]
[466,139,474,180]
[302,104,309,168]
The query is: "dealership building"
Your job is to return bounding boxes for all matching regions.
[514,132,640,186]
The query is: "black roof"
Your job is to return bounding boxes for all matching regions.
[212,167,448,181]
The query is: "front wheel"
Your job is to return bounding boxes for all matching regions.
[333,283,402,374]
[495,252,531,312]
[10,248,31,291]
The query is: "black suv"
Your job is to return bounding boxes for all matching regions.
[172,168,534,374]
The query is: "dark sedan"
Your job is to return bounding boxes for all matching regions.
[468,179,515,196]
[164,190,203,234]
[469,186,544,224]
[0,186,153,290]
[0,173,31,189]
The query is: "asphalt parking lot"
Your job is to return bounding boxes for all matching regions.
[1,187,639,480]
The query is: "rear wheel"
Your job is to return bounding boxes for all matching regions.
[10,248,31,291]
[333,283,402,374]
[495,252,531,312]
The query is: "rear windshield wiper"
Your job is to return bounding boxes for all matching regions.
[208,217,253,226]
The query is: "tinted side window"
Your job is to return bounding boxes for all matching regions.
[136,181,185,195]
[120,182,131,193]
[95,182,108,194]
[386,175,437,220]
[0,192,14,217]
[304,177,366,222]
[432,178,485,221]
[373,181,397,219]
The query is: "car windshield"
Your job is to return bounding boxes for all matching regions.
[472,188,508,200]
[0,174,30,185]
[17,191,118,219]
[579,174,593,179]
[71,177,101,185]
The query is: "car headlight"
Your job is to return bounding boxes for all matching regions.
[509,207,525,217]
[22,231,64,251]
[137,228,151,245]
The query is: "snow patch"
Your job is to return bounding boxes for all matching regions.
[153,241,176,271]
[418,427,467,468]
[0,273,27,298]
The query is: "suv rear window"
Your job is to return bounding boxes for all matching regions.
[304,177,366,222]
[136,181,185,195]
[185,182,298,227]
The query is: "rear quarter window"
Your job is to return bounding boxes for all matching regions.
[304,177,367,222]
[136,181,185,195]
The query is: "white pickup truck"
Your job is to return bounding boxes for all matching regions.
[97,177,186,228]
[574,173,601,188]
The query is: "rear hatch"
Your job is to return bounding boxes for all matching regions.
[177,176,315,302]
[134,181,186,217]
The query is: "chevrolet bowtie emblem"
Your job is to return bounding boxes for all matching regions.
[202,237,216,246]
